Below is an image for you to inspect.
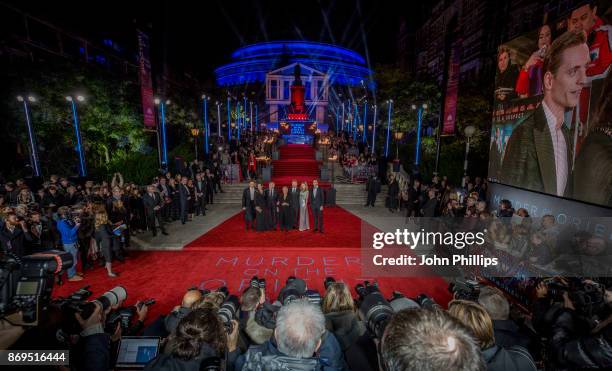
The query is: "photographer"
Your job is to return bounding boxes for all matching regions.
[477,286,531,349]
[381,308,485,371]
[145,308,229,371]
[0,212,32,257]
[448,300,536,371]
[242,286,274,345]
[234,299,345,371]
[533,280,612,369]
[160,289,203,336]
[56,206,82,281]
[322,281,365,352]
[73,302,113,371]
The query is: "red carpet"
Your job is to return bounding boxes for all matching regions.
[271,144,329,188]
[53,207,452,325]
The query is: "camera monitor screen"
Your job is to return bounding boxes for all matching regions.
[489,2,611,207]
[116,336,160,369]
[16,281,39,296]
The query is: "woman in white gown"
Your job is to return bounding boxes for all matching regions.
[298,182,310,231]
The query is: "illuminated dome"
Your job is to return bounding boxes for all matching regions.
[215,41,374,88]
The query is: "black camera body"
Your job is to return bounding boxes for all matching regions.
[0,250,74,324]
[449,278,480,301]
[106,298,155,333]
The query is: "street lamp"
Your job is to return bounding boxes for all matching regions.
[463,125,477,187]
[154,97,170,168]
[16,95,41,177]
[413,103,428,166]
[394,131,404,160]
[384,100,393,158]
[66,95,87,177]
[202,94,210,157]
[191,127,200,160]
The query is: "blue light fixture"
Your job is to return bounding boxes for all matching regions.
[17,95,41,177]
[227,96,231,141]
[362,101,368,143]
[154,98,170,167]
[202,95,210,156]
[371,104,377,155]
[66,95,87,177]
[414,103,427,165]
[384,100,393,158]
[352,102,358,142]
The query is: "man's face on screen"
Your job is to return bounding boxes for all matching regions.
[548,43,590,109]
[569,5,597,33]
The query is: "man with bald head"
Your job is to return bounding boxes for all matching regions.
[163,289,203,335]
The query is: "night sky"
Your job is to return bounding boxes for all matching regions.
[10,0,425,81]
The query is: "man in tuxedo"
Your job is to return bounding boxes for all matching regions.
[242,181,257,230]
[288,179,300,229]
[265,182,279,230]
[501,31,589,197]
[142,185,168,236]
[158,177,171,221]
[194,173,206,216]
[178,177,191,225]
[310,179,324,233]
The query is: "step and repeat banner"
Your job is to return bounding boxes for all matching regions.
[489,1,611,209]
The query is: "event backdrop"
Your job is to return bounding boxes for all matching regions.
[488,2,611,207]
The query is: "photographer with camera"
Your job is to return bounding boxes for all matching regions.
[73,301,113,371]
[56,206,82,281]
[448,300,536,371]
[145,307,232,371]
[533,279,612,369]
[321,279,366,352]
[0,212,32,257]
[477,286,532,350]
[235,298,345,371]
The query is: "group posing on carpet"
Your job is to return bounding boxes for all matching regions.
[241,179,325,232]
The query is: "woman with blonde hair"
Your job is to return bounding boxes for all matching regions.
[298,182,310,231]
[94,212,119,277]
[321,282,365,351]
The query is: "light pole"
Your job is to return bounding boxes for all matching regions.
[371,104,377,155]
[413,103,428,166]
[191,127,200,160]
[154,97,171,168]
[352,102,358,142]
[17,95,41,177]
[216,101,222,136]
[362,101,368,143]
[226,96,231,141]
[66,95,87,177]
[250,101,254,132]
[341,100,345,132]
[255,104,259,132]
[201,94,210,156]
[463,125,476,188]
[384,100,393,158]
[394,131,404,160]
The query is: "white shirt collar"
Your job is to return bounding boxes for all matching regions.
[542,101,563,132]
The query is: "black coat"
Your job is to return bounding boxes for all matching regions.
[310,187,324,209]
[178,184,190,208]
[144,343,219,371]
[0,225,31,257]
[143,192,163,216]
[242,187,257,221]
[265,188,279,209]
[324,311,366,351]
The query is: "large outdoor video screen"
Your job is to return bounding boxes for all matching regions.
[489,2,611,207]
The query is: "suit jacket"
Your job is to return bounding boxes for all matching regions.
[178,184,190,207]
[265,188,278,209]
[289,187,300,210]
[0,225,31,257]
[242,188,257,209]
[195,180,206,198]
[310,187,324,209]
[500,105,573,197]
[142,192,163,215]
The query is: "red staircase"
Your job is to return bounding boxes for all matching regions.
[271,144,329,188]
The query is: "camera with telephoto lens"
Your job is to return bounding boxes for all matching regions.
[449,277,481,301]
[105,298,155,333]
[355,281,394,339]
[0,250,74,324]
[216,287,239,334]
[250,276,266,290]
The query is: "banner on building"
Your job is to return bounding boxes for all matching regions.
[137,30,155,128]
[442,38,461,135]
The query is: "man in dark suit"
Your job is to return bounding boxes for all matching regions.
[205,169,215,205]
[365,175,380,207]
[194,173,206,216]
[500,31,589,197]
[242,181,257,230]
[288,179,300,229]
[178,177,191,225]
[265,182,279,230]
[142,185,168,236]
[310,179,324,233]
